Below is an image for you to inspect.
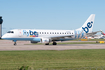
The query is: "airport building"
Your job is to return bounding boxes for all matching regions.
[0,16,3,39]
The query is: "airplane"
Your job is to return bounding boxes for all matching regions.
[2,14,95,45]
[85,30,102,39]
[92,31,105,39]
[100,31,105,39]
[101,31,105,35]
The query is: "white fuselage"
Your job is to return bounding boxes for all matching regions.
[2,29,76,41]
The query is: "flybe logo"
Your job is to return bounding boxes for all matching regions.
[23,30,38,37]
[82,21,93,33]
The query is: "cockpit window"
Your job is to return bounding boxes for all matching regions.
[7,31,14,33]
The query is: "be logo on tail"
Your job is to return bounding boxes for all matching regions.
[82,21,93,33]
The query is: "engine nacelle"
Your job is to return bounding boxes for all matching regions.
[30,41,38,43]
[31,38,41,43]
[41,38,50,43]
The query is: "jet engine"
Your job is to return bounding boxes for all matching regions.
[41,38,50,43]
[30,41,38,43]
[31,38,41,43]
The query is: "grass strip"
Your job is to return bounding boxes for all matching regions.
[0,50,105,69]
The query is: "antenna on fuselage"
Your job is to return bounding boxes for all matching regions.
[0,16,3,39]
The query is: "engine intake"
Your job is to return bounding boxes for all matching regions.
[41,38,50,43]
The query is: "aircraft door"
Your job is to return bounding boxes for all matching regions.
[18,29,22,37]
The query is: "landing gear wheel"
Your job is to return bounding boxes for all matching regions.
[14,42,17,45]
[52,41,57,45]
[45,43,49,45]
[13,40,17,46]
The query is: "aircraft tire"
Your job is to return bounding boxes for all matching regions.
[45,43,49,45]
[53,41,57,45]
[14,42,17,45]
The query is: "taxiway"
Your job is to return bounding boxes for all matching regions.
[0,40,105,51]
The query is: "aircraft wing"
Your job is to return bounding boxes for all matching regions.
[48,35,74,40]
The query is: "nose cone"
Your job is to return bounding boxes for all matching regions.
[1,35,6,39]
[1,33,15,40]
[1,34,9,40]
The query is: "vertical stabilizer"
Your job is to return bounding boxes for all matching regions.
[75,14,95,38]
[81,14,95,33]
[76,14,95,33]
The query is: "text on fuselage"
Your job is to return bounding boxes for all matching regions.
[23,30,38,37]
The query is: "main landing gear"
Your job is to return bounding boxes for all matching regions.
[52,41,57,45]
[45,41,57,45]
[45,43,49,45]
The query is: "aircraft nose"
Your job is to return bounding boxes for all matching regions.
[1,35,5,39]
[1,34,7,39]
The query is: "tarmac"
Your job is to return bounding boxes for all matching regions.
[0,40,105,51]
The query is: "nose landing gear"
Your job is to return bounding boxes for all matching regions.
[13,40,17,45]
[14,42,17,45]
